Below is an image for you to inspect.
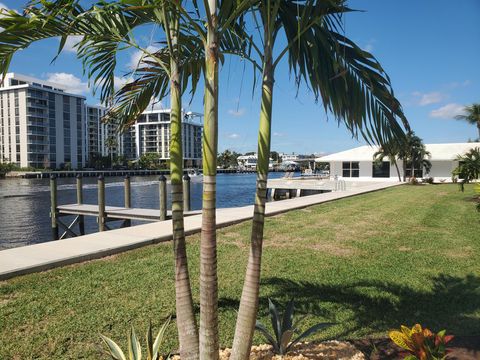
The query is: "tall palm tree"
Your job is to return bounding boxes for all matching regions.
[455,103,480,140]
[0,2,204,357]
[230,1,410,358]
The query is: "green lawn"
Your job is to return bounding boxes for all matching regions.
[1,184,479,359]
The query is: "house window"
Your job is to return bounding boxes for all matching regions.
[405,162,423,178]
[342,161,359,177]
[372,162,390,178]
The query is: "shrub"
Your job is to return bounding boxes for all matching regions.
[389,324,453,360]
[255,298,333,355]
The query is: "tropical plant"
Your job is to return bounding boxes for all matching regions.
[395,131,431,181]
[138,152,161,170]
[389,324,454,360]
[101,318,171,360]
[255,299,332,355]
[217,149,241,169]
[453,147,480,193]
[455,103,480,140]
[231,2,410,357]
[0,160,15,174]
[374,143,402,181]
[105,136,118,165]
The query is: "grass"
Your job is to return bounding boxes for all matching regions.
[1,184,480,359]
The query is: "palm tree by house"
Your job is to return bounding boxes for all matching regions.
[455,103,480,140]
[230,1,410,358]
[374,143,402,181]
[397,131,431,181]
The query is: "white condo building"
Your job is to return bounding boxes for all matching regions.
[0,73,203,169]
[0,73,86,169]
[131,109,203,167]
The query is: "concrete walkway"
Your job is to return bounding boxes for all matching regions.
[0,181,401,280]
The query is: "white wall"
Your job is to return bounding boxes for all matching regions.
[428,160,457,179]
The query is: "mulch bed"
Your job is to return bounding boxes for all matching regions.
[351,336,480,360]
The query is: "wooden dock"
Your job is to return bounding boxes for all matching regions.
[57,204,201,221]
[49,174,196,240]
[267,177,346,200]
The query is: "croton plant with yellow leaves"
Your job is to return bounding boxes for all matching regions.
[388,324,454,360]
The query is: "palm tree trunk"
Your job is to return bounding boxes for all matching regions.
[169,21,199,359]
[393,160,401,182]
[200,1,219,358]
[402,160,406,182]
[231,48,274,360]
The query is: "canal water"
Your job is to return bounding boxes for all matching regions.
[0,172,288,249]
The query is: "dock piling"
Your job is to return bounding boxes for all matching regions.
[124,175,132,227]
[76,174,85,235]
[183,174,191,212]
[124,175,131,208]
[50,174,58,240]
[159,175,167,221]
[98,175,106,231]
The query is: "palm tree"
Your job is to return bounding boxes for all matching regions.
[105,135,117,166]
[455,103,480,140]
[397,131,431,180]
[0,2,203,357]
[374,143,402,181]
[454,147,480,191]
[230,2,410,358]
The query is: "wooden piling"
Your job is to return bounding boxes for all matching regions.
[98,175,106,232]
[124,175,132,227]
[50,174,58,240]
[159,175,167,221]
[76,174,85,235]
[183,174,191,212]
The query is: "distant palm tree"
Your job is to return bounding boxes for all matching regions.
[374,143,402,181]
[105,136,117,166]
[397,131,431,180]
[454,147,480,191]
[455,103,480,140]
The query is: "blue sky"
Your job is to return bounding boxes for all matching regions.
[1,0,479,154]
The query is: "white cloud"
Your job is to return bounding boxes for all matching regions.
[429,103,465,119]
[45,73,89,95]
[227,108,246,117]
[114,75,134,90]
[412,91,445,106]
[62,35,83,53]
[362,38,376,52]
[128,46,160,70]
[273,132,283,137]
[227,133,240,139]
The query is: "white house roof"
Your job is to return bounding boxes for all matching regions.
[315,142,480,162]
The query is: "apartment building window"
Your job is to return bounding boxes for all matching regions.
[342,161,360,177]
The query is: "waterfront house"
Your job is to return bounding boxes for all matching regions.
[315,142,480,181]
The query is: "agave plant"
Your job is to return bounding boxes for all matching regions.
[389,324,454,360]
[101,317,171,360]
[255,299,332,355]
